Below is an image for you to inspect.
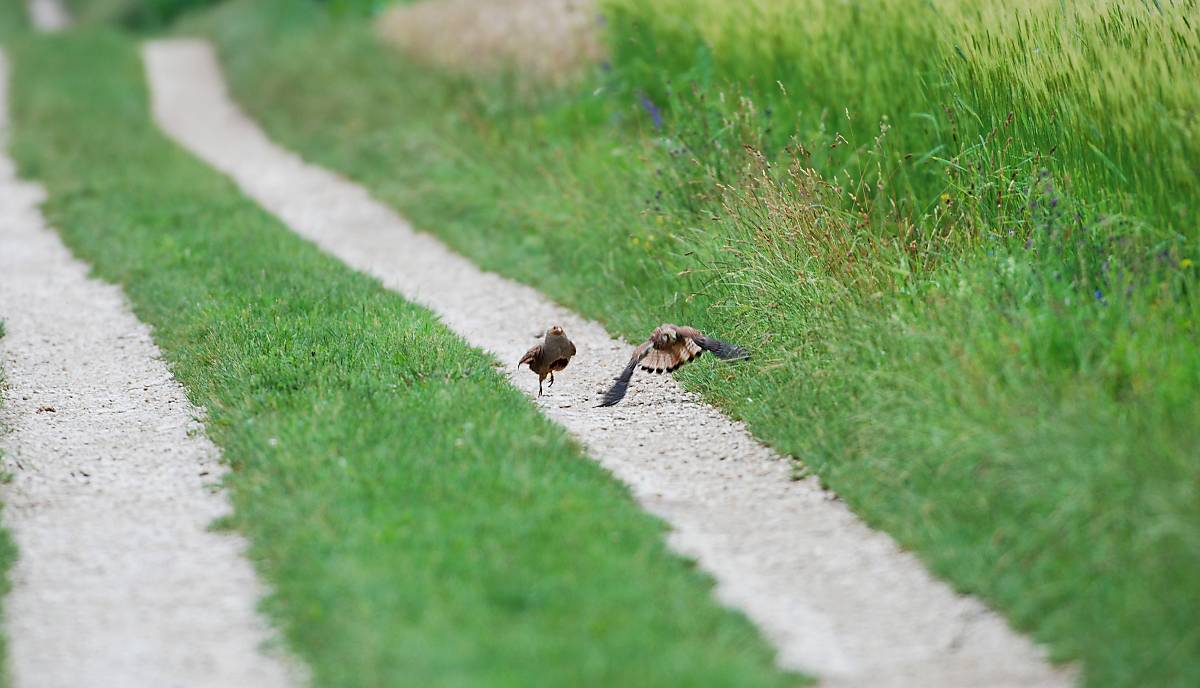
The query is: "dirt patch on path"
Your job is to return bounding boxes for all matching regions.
[0,52,299,688]
[377,0,603,85]
[144,38,1074,687]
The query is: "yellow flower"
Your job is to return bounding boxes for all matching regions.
[1181,259,1194,268]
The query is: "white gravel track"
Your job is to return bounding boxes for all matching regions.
[0,52,299,688]
[24,0,70,32]
[144,39,1075,687]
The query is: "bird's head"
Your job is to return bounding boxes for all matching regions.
[654,325,678,346]
[547,325,566,337]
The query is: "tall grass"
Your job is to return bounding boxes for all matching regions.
[603,0,1200,241]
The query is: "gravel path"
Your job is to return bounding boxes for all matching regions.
[0,52,299,688]
[144,39,1075,687]
[25,0,70,32]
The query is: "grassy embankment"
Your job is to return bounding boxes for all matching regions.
[186,1,1199,686]
[3,28,800,688]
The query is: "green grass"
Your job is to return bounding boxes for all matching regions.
[4,28,802,688]
[182,1,1200,686]
[63,0,224,28]
[0,0,27,39]
[603,0,1200,240]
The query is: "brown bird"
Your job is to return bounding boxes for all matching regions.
[519,325,577,396]
[599,324,749,407]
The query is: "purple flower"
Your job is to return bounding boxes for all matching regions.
[638,93,664,131]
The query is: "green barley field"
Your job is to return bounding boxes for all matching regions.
[8,0,1200,686]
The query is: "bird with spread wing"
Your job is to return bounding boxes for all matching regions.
[598,324,749,407]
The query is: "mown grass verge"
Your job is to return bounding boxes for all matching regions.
[5,29,801,688]
[185,1,1200,686]
[0,1,27,40]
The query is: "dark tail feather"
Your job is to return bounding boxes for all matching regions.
[698,336,750,361]
[599,356,643,407]
[518,349,538,369]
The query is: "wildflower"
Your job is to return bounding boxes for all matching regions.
[1182,259,1194,269]
[638,92,664,131]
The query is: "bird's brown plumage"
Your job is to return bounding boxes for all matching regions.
[598,324,749,406]
[519,325,577,396]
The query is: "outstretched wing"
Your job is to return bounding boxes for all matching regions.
[689,333,750,361]
[598,342,651,407]
[518,343,542,368]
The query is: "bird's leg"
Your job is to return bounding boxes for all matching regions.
[548,372,555,388]
[538,375,544,397]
